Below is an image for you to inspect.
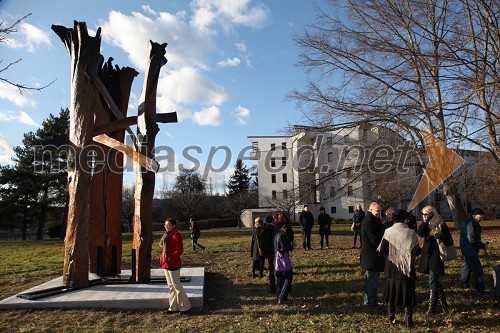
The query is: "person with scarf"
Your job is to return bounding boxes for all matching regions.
[377,209,421,328]
[250,217,264,278]
[159,218,192,313]
[417,206,453,315]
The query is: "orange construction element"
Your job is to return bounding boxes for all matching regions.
[408,129,464,210]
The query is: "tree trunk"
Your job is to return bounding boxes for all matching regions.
[442,183,467,229]
[37,185,49,240]
[52,22,102,288]
[133,41,167,282]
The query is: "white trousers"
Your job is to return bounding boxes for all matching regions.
[164,269,192,312]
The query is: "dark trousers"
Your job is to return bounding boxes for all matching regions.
[264,254,276,292]
[276,270,293,302]
[320,234,329,248]
[461,254,485,294]
[302,228,312,250]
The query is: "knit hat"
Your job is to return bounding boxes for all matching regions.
[471,208,485,216]
[265,215,275,224]
[392,209,407,222]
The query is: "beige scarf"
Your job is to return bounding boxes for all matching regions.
[377,223,418,277]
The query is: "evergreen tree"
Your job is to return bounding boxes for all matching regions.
[0,108,69,239]
[227,159,250,196]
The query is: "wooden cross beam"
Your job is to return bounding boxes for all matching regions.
[93,134,160,173]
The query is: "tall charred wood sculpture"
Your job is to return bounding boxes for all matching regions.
[89,59,138,276]
[52,22,102,288]
[132,41,168,283]
[53,20,174,287]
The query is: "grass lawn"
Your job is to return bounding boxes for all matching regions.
[0,222,499,333]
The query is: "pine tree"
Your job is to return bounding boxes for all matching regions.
[227,159,250,196]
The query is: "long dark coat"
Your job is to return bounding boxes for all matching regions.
[360,212,385,272]
[250,226,264,260]
[417,221,453,276]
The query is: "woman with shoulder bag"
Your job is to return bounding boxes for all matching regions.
[274,220,294,305]
[417,206,453,315]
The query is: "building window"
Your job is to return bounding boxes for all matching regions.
[272,190,277,200]
[331,207,337,214]
[344,135,349,143]
[347,186,353,196]
[329,186,335,197]
[282,142,287,149]
[283,190,288,199]
[271,143,276,151]
[271,174,276,183]
[282,157,286,166]
[348,206,354,213]
[282,173,287,182]
[328,152,333,162]
[344,149,349,158]
[252,141,258,152]
[346,169,352,178]
[271,158,276,167]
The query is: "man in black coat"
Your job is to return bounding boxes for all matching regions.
[259,215,277,293]
[299,204,314,251]
[360,202,385,311]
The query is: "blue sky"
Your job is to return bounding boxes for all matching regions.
[0,0,326,193]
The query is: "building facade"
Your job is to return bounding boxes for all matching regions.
[249,125,417,219]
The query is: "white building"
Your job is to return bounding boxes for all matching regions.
[248,125,416,219]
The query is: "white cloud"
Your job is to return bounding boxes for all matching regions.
[233,105,250,125]
[157,67,230,105]
[235,42,247,52]
[217,57,241,68]
[0,111,38,126]
[0,83,36,107]
[0,133,14,153]
[193,106,222,126]
[100,10,214,71]
[190,0,270,34]
[5,22,52,52]
[142,5,157,16]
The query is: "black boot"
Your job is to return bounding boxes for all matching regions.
[252,261,258,278]
[425,290,437,315]
[388,303,396,324]
[438,288,448,313]
[405,306,414,329]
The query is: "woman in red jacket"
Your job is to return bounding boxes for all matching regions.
[159,218,192,313]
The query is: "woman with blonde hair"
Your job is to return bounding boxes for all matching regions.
[417,206,454,315]
[250,217,264,277]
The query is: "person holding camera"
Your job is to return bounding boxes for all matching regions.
[460,208,487,298]
[417,206,453,315]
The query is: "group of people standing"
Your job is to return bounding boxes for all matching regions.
[360,202,488,328]
[250,212,295,304]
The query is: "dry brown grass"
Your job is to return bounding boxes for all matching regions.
[0,222,499,332]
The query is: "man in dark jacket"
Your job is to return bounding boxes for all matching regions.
[360,202,385,311]
[460,208,487,296]
[299,204,314,251]
[259,215,277,293]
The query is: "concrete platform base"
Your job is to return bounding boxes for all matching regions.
[0,267,204,310]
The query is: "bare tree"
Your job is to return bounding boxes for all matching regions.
[289,0,499,225]
[1,14,54,92]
